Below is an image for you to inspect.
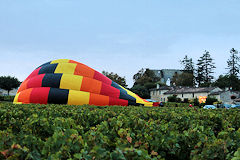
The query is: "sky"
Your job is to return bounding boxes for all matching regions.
[1,0,240,87]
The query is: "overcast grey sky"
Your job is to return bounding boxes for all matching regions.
[1,0,240,87]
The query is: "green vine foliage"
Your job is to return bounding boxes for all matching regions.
[0,104,240,159]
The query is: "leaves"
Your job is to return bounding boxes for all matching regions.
[0,104,240,159]
[102,71,127,88]
[126,136,132,143]
[151,150,158,156]
[196,50,216,86]
[0,76,20,95]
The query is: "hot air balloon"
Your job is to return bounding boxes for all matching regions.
[14,59,154,106]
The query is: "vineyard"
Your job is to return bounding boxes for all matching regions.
[0,103,240,160]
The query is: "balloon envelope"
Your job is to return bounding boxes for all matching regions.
[14,59,154,106]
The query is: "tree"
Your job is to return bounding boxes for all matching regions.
[212,74,240,91]
[167,95,181,103]
[196,60,204,86]
[228,74,240,91]
[226,48,240,76]
[102,71,127,88]
[133,68,145,84]
[0,76,20,95]
[180,55,195,86]
[172,72,194,87]
[205,96,218,105]
[212,75,229,89]
[130,84,149,99]
[133,68,158,85]
[225,48,240,90]
[180,55,194,71]
[131,68,159,98]
[196,50,216,86]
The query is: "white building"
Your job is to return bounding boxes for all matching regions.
[150,86,172,102]
[0,88,18,96]
[150,86,238,103]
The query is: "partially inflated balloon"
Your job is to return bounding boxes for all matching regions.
[14,59,154,106]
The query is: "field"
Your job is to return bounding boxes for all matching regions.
[0,103,240,160]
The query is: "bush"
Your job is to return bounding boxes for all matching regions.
[193,98,200,106]
[165,102,189,107]
[0,95,4,101]
[167,95,182,103]
[167,95,177,102]
[176,98,182,103]
[205,96,218,105]
[0,95,15,102]
[183,98,189,103]
[130,85,150,99]
[1,104,240,159]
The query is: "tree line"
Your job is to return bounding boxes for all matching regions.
[104,48,240,98]
[0,48,239,98]
[177,48,240,91]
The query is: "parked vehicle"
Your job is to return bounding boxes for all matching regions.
[203,105,216,109]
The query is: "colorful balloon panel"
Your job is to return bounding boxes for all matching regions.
[14,59,153,106]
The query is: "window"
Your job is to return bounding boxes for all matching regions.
[182,94,183,97]
[192,93,194,98]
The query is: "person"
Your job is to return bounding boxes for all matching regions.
[159,101,164,107]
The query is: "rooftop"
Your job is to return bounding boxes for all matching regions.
[150,86,172,91]
[164,87,222,94]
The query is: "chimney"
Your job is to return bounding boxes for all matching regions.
[157,84,160,89]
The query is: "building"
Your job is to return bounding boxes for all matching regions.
[150,86,236,103]
[0,88,18,96]
[209,90,240,104]
[150,86,172,102]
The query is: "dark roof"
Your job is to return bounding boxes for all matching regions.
[209,90,240,96]
[209,91,224,95]
[164,87,220,94]
[150,86,172,91]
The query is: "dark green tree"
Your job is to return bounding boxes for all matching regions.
[130,84,149,99]
[167,95,181,103]
[133,68,158,85]
[132,68,145,84]
[212,74,240,91]
[225,48,240,91]
[212,75,229,89]
[102,71,127,88]
[205,96,218,105]
[226,48,240,76]
[180,55,194,71]
[228,74,240,91]
[172,72,194,87]
[131,68,159,98]
[196,50,216,86]
[0,76,20,95]
[196,60,204,87]
[180,55,195,86]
